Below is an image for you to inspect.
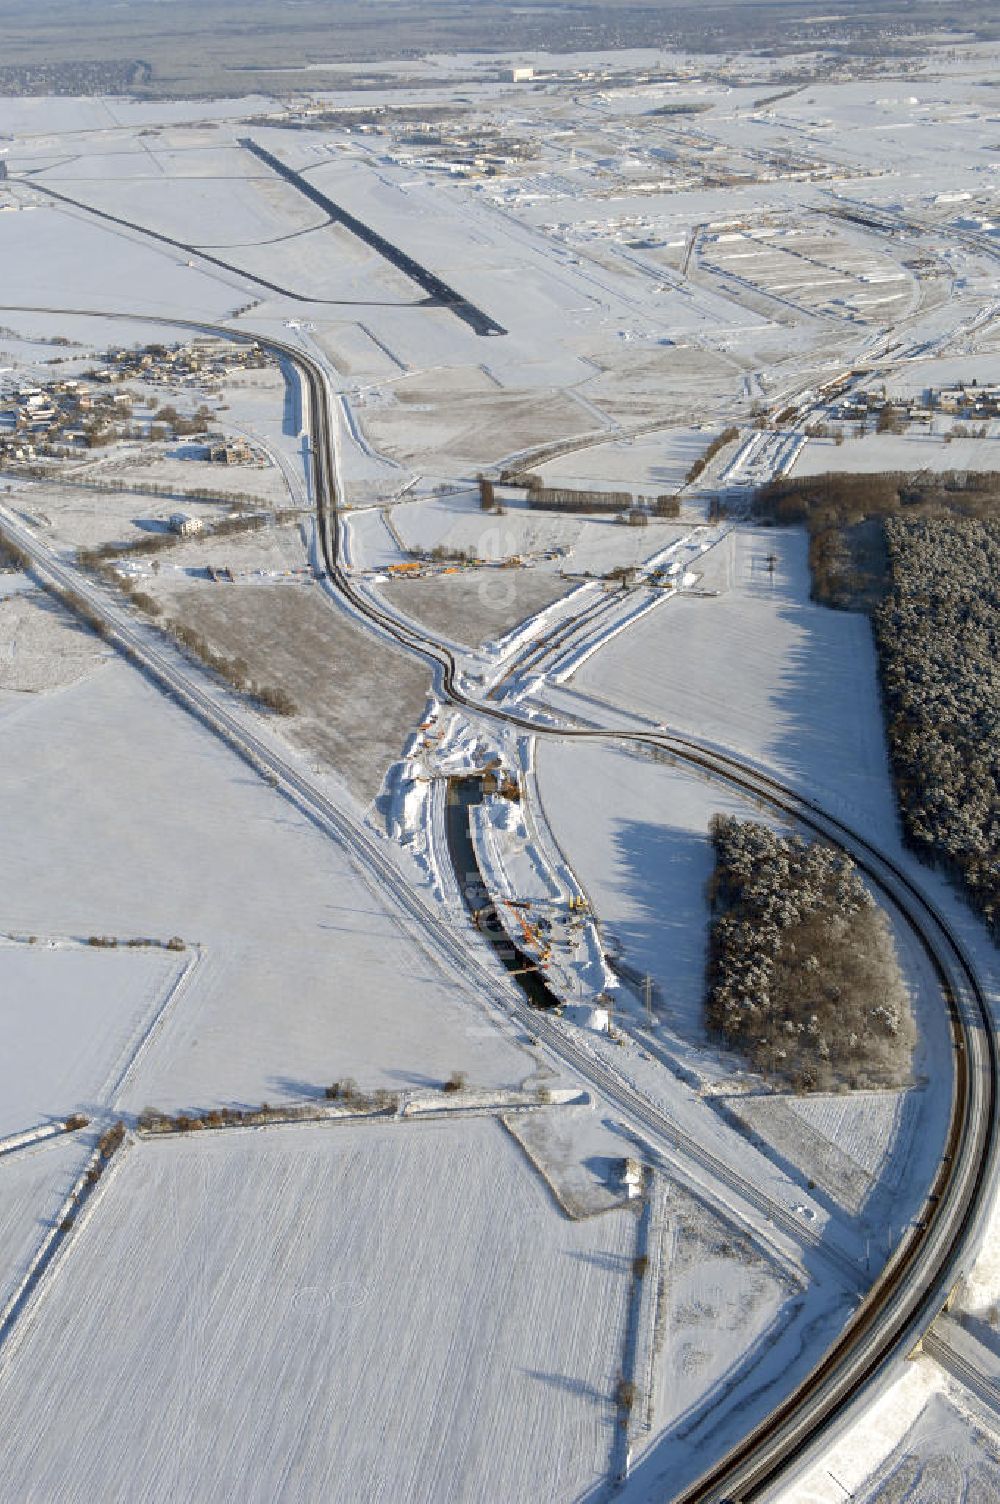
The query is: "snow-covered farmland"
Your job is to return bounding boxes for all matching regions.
[386,490,690,581]
[651,1180,793,1436]
[721,1089,921,1217]
[0,941,189,1136]
[532,426,717,495]
[792,429,1000,476]
[0,588,107,693]
[390,489,574,561]
[161,579,433,797]
[0,1133,93,1314]
[0,1118,636,1503]
[0,658,531,1113]
[567,526,898,836]
[362,385,592,470]
[379,570,573,649]
[535,741,770,1043]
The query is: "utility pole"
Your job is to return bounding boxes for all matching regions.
[643,973,654,1025]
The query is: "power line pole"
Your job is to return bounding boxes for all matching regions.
[643,973,654,1025]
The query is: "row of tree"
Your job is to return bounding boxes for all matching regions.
[684,425,739,486]
[525,482,632,511]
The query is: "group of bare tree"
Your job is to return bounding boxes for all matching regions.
[169,620,297,717]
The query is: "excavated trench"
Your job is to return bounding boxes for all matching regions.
[444,776,561,1011]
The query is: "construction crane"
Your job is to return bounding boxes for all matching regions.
[502,900,552,964]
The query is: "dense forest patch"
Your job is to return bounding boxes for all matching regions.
[874,516,999,936]
[706,816,913,1091]
[750,472,999,937]
[753,469,1000,609]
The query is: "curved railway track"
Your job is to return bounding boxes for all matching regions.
[1,304,996,1503]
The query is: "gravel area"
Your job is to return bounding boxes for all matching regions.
[379,569,572,647]
[167,582,431,799]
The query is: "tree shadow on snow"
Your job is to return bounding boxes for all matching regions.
[566,1248,635,1276]
[609,818,712,1044]
[734,527,897,834]
[521,1369,609,1406]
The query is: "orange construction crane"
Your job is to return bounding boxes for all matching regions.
[506,904,551,963]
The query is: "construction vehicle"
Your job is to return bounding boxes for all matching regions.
[482,769,520,800]
[502,899,552,965]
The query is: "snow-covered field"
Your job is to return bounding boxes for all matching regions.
[0,588,108,692]
[384,491,692,581]
[21,478,249,552]
[0,658,531,1113]
[0,1118,635,1503]
[567,526,898,836]
[533,426,716,495]
[793,429,1000,476]
[722,1089,920,1216]
[0,1133,94,1313]
[161,578,433,797]
[363,383,592,469]
[535,741,770,1042]
[0,940,189,1135]
[379,570,573,650]
[786,1360,1000,1504]
[651,1179,793,1436]
[391,490,579,562]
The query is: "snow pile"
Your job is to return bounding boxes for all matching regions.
[375,705,625,1024]
[479,582,596,684]
[377,704,516,905]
